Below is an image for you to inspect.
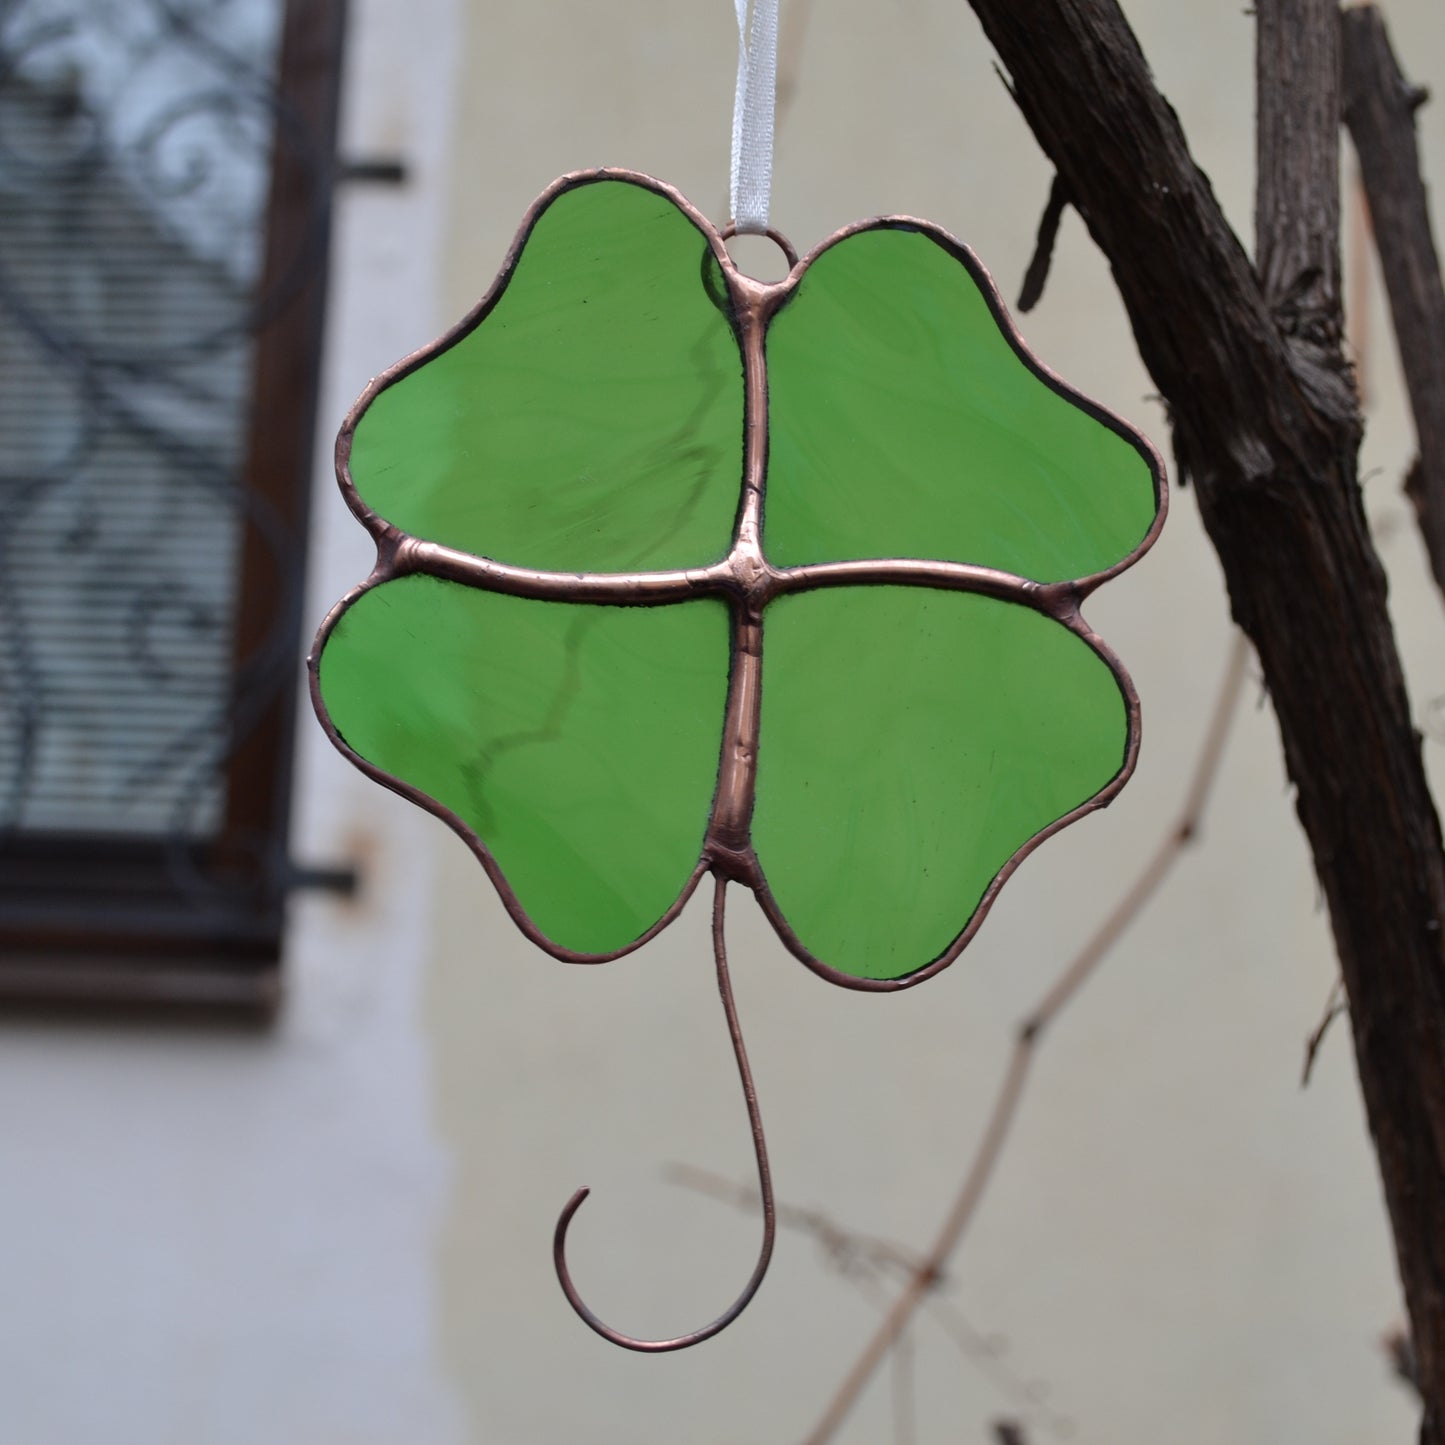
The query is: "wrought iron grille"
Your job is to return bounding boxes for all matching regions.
[0,0,345,1011]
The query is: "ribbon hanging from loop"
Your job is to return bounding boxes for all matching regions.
[730,0,779,233]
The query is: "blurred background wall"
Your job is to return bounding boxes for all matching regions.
[3,0,1445,1440]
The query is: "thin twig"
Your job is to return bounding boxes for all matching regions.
[800,633,1252,1445]
[922,1295,1075,1439]
[671,1163,1075,1436]
[1300,976,1347,1087]
[1017,174,1072,313]
[891,1324,916,1445]
[664,1161,923,1279]
[820,1260,921,1445]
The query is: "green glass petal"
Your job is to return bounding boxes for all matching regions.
[349,179,743,573]
[763,226,1156,581]
[751,586,1127,980]
[317,575,730,956]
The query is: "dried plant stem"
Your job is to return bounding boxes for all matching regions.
[801,633,1251,1445]
[1342,4,1445,599]
[890,1325,916,1445]
[671,1161,1073,1435]
[666,1161,922,1277]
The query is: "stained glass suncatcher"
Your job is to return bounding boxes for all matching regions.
[312,168,1163,987]
[309,168,1164,1350]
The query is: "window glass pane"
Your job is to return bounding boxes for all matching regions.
[0,0,286,837]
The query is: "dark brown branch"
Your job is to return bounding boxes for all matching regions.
[802,637,1250,1445]
[972,8,1331,491]
[1017,174,1072,312]
[1343,5,1445,599]
[1256,0,1343,347]
[959,3,1445,1440]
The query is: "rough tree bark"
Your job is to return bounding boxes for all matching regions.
[1342,6,1445,600]
[960,1,1445,1438]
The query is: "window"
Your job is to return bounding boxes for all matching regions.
[0,0,347,1014]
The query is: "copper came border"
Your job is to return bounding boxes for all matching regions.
[308,165,1167,993]
[307,166,1166,1351]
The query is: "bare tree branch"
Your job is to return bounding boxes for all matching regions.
[801,636,1251,1444]
[958,4,1445,1437]
[1256,0,1343,348]
[1342,4,1445,600]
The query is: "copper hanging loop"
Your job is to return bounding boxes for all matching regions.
[552,874,775,1351]
[719,219,800,273]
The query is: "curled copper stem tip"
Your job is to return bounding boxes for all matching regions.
[552,874,775,1351]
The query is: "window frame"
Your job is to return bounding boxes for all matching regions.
[0,0,348,1017]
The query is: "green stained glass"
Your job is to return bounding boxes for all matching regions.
[348,178,744,573]
[314,172,1163,976]
[318,575,730,956]
[763,226,1156,581]
[751,586,1128,980]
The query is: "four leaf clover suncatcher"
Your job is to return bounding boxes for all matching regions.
[309,170,1165,1350]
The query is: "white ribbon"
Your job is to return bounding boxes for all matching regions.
[730,0,778,233]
